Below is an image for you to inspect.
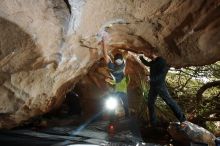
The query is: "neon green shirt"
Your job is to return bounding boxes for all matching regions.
[114,76,130,93]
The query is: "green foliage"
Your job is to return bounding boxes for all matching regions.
[206,121,218,133]
[166,61,220,134]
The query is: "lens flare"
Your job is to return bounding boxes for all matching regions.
[105,97,118,110]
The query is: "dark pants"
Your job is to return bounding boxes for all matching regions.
[114,92,129,117]
[148,83,185,126]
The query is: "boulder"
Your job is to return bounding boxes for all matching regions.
[168,121,216,146]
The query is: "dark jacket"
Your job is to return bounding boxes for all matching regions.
[140,56,169,85]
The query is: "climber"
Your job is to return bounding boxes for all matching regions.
[100,38,130,117]
[139,51,186,127]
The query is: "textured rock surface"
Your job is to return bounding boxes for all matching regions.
[0,0,98,128]
[0,0,220,128]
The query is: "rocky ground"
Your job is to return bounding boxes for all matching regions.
[0,116,171,146]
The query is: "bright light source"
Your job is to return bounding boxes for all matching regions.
[105,97,118,110]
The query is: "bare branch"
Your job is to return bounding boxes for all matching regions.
[196,80,220,104]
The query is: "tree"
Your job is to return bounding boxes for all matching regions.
[166,61,220,133]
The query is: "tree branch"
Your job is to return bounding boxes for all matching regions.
[196,80,220,104]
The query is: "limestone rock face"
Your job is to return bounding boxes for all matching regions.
[0,0,220,128]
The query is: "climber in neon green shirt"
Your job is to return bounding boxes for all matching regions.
[101,39,130,117]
